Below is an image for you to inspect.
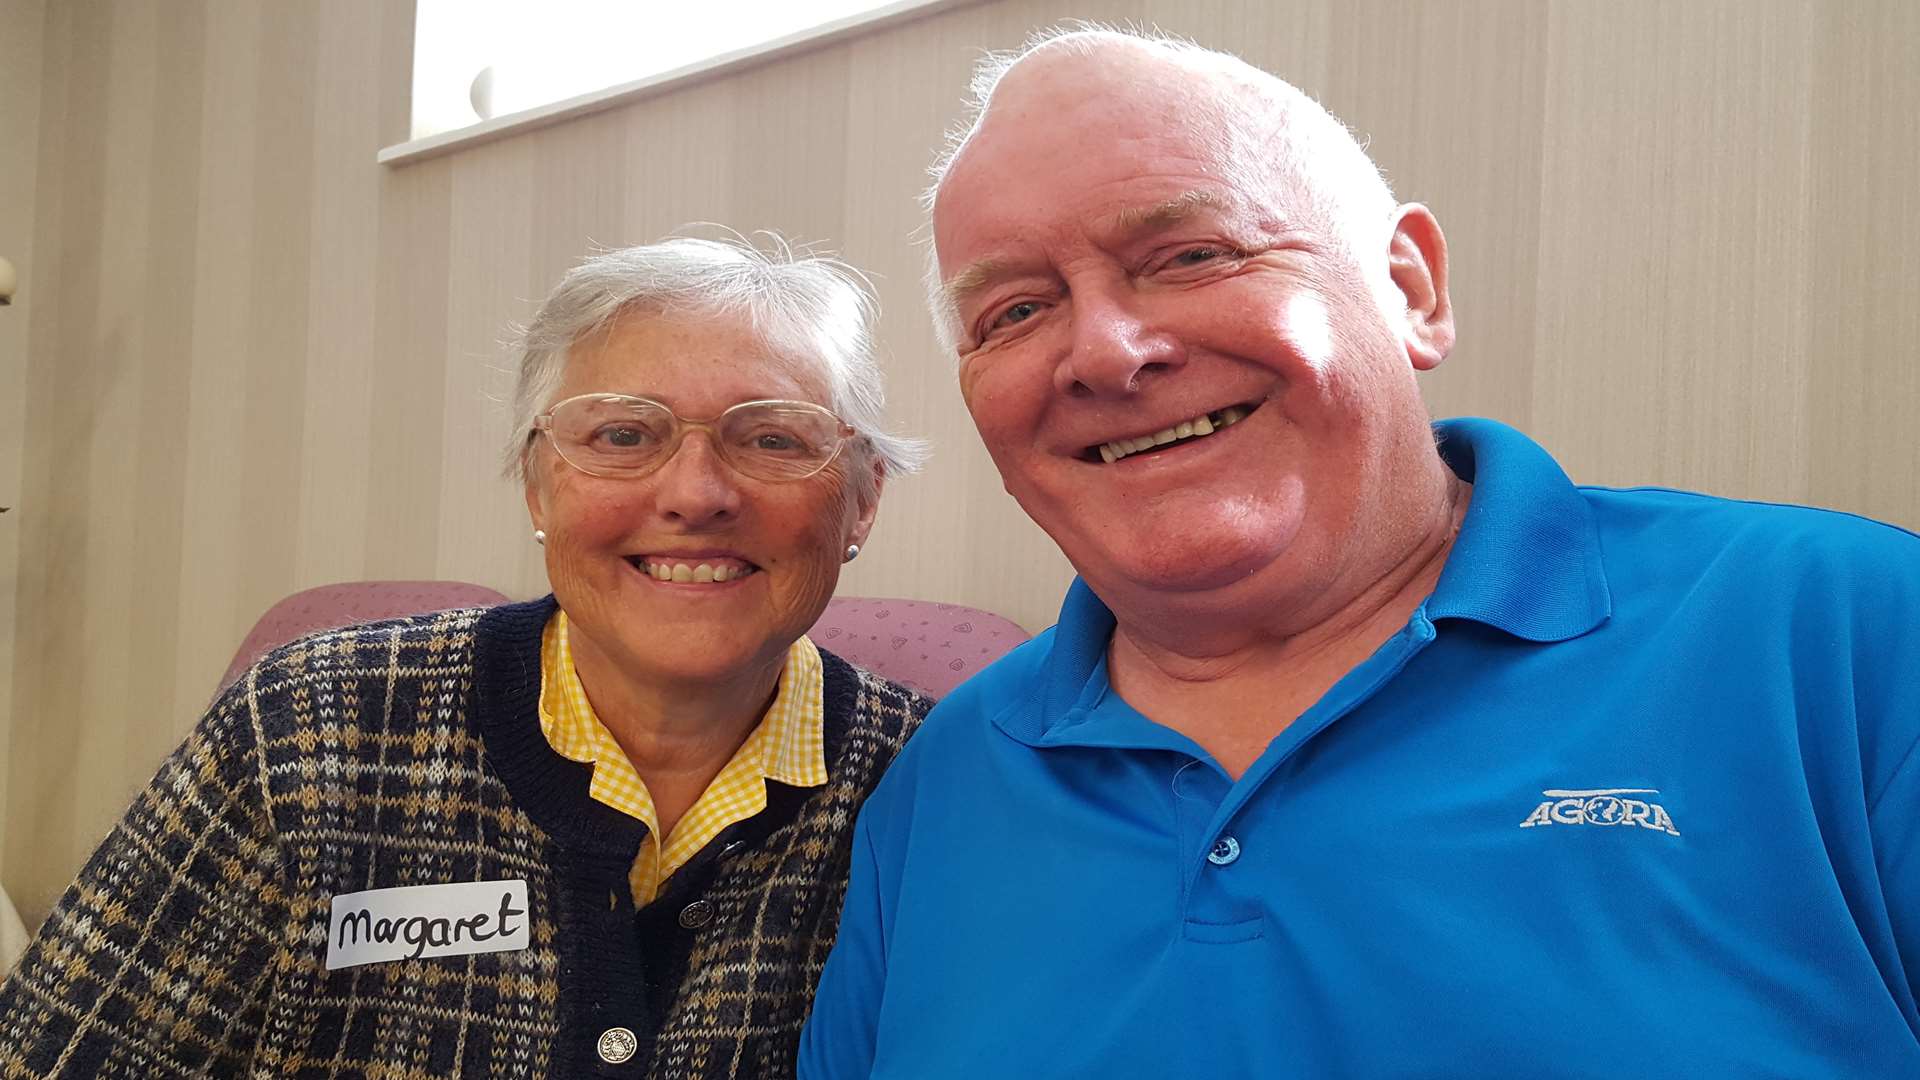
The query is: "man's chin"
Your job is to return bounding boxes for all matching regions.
[1047,501,1304,591]
[1074,541,1294,601]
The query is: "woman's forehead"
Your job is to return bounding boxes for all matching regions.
[562,309,831,406]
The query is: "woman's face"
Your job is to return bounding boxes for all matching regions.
[524,309,880,690]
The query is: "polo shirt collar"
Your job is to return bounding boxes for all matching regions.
[1427,417,1612,641]
[1003,417,1611,747]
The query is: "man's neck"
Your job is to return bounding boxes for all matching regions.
[1106,476,1470,780]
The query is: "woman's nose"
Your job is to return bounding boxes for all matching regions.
[649,431,743,525]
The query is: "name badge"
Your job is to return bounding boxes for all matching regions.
[327,880,529,970]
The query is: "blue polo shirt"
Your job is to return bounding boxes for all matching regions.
[800,418,1920,1078]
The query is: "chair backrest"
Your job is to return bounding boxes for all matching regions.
[218,580,510,693]
[808,596,1031,699]
[221,585,1027,702]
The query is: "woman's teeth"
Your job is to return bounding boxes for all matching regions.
[640,561,755,583]
[1098,404,1250,464]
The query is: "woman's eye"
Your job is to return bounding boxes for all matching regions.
[736,425,812,454]
[594,425,650,448]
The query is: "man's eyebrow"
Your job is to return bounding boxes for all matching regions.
[939,257,1015,314]
[939,191,1248,315]
[1106,190,1229,235]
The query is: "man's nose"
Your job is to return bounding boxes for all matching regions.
[650,431,743,525]
[1055,288,1184,398]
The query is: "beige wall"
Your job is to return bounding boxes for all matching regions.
[4,0,1917,925]
[0,0,49,891]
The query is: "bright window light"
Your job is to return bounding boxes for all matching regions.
[412,0,922,140]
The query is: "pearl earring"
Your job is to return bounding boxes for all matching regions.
[843,544,860,563]
[533,529,546,545]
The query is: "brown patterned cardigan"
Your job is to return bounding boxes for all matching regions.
[0,597,928,1078]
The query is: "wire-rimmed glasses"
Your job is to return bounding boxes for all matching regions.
[532,393,858,482]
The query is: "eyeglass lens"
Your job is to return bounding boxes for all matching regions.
[548,396,844,480]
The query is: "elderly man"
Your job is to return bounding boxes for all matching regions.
[800,25,1920,1079]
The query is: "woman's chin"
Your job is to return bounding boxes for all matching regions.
[620,630,776,686]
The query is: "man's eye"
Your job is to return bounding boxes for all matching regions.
[992,301,1040,329]
[1170,246,1230,266]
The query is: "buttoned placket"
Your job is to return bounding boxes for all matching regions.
[1175,611,1440,942]
[582,846,652,1078]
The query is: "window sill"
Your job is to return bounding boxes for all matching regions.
[379,0,978,167]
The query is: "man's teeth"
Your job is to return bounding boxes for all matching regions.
[641,561,755,583]
[1098,405,1249,463]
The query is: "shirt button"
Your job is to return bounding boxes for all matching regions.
[597,1026,638,1064]
[678,899,715,928]
[1207,835,1242,866]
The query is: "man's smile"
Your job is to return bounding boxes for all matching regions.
[1086,401,1259,463]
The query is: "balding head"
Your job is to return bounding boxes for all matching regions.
[925,27,1399,355]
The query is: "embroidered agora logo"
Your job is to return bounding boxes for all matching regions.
[1519,788,1680,836]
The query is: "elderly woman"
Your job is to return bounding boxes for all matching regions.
[0,238,931,1078]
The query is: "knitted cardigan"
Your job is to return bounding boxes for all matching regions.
[0,598,928,1078]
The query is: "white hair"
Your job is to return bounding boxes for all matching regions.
[920,23,1400,357]
[504,235,926,495]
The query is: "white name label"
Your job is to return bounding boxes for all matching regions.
[327,880,530,970]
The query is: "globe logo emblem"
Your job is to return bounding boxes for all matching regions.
[1582,796,1627,825]
[1520,787,1680,836]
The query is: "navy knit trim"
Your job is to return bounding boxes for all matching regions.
[470,596,648,855]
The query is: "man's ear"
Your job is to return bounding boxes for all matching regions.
[1387,203,1454,371]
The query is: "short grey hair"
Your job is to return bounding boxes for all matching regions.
[920,23,1399,356]
[505,235,926,493]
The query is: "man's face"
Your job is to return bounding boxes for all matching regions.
[933,49,1445,621]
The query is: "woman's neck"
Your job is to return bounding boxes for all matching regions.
[566,626,784,835]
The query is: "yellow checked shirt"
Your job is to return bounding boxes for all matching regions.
[538,611,828,906]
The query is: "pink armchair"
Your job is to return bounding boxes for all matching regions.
[217,580,510,692]
[219,584,1028,703]
[808,596,1030,698]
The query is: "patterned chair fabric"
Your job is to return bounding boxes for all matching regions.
[808,596,1031,699]
[220,585,1029,703]
[217,580,511,693]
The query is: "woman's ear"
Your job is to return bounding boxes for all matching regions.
[847,457,887,550]
[1387,203,1454,371]
[523,471,547,536]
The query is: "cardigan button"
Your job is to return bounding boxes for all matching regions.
[597,1027,638,1064]
[678,899,715,929]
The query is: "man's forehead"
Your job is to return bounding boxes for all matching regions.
[933,187,1311,333]
[992,35,1201,107]
[938,180,1289,283]
[933,67,1298,256]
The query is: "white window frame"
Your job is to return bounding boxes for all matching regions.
[381,0,979,166]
